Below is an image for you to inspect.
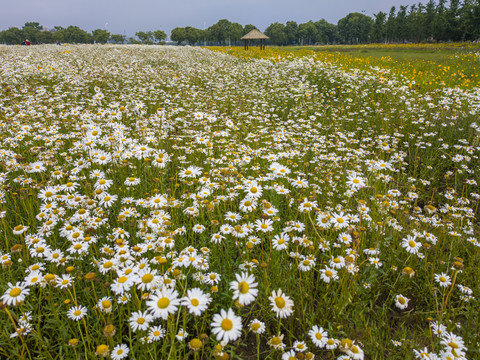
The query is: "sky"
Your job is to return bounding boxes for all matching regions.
[1,0,423,39]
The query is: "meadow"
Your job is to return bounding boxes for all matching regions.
[0,43,479,360]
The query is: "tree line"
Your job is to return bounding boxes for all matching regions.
[0,22,167,45]
[173,0,480,45]
[1,1,479,46]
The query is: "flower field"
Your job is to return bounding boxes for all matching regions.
[0,44,479,359]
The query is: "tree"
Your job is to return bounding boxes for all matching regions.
[110,34,126,44]
[24,22,42,30]
[243,24,256,35]
[337,13,373,43]
[285,21,298,44]
[227,23,243,44]
[56,26,91,43]
[386,6,396,42]
[446,0,462,41]
[372,12,387,43]
[408,4,426,43]
[432,0,448,41]
[265,22,287,45]
[208,19,231,44]
[184,27,201,45]
[153,30,167,43]
[314,19,338,44]
[298,21,318,45]
[92,29,110,44]
[37,31,54,44]
[22,22,42,43]
[136,31,154,44]
[0,27,24,45]
[128,37,141,44]
[395,6,409,42]
[170,27,186,45]
[425,0,436,39]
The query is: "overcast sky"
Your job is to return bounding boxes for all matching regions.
[1,0,423,38]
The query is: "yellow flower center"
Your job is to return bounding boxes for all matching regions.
[101,300,112,309]
[9,288,21,297]
[408,240,416,248]
[221,319,233,331]
[157,297,170,309]
[137,318,145,324]
[118,276,127,284]
[73,310,81,316]
[275,296,286,308]
[250,187,257,193]
[96,344,109,355]
[190,298,199,306]
[238,281,249,294]
[271,337,282,345]
[142,274,154,283]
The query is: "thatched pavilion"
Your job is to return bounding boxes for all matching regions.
[241,28,269,50]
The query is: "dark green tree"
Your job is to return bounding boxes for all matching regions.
[227,23,243,44]
[265,22,287,45]
[110,34,126,44]
[37,31,54,44]
[208,19,231,44]
[0,27,24,44]
[285,21,298,44]
[136,31,154,44]
[92,29,110,44]
[372,12,387,43]
[22,22,42,43]
[242,24,255,35]
[153,30,167,43]
[314,19,337,44]
[385,6,396,42]
[243,24,256,35]
[446,0,462,41]
[298,21,317,45]
[337,13,373,43]
[395,6,409,42]
[170,27,186,45]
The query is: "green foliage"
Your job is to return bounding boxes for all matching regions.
[136,31,154,44]
[92,29,110,44]
[110,34,126,44]
[153,30,167,43]
[170,27,186,45]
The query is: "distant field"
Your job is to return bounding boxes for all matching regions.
[218,43,480,90]
[296,43,480,63]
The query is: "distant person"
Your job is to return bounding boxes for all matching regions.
[56,40,61,45]
[25,39,31,46]
[21,40,26,45]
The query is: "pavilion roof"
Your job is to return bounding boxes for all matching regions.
[241,28,269,40]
